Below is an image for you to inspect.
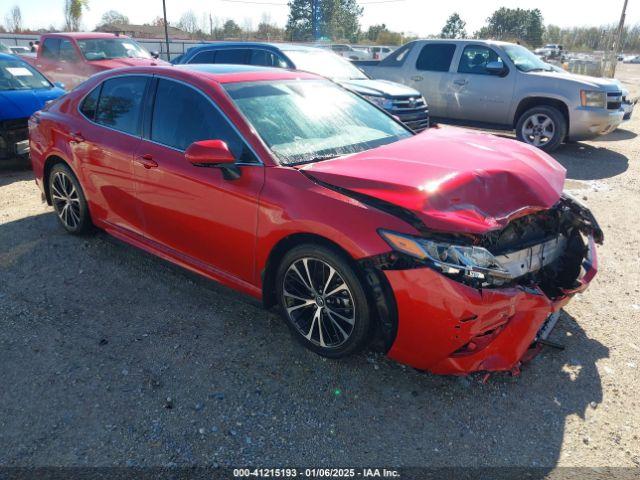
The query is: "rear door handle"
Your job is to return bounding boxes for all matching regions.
[135,154,158,169]
[454,79,468,86]
[69,132,84,143]
[411,75,423,81]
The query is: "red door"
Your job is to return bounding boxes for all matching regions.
[133,78,265,283]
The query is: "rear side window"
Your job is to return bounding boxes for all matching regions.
[458,45,503,74]
[380,42,414,67]
[249,49,285,67]
[79,84,101,120]
[416,44,456,72]
[190,50,215,64]
[95,76,148,135]
[214,49,249,64]
[41,38,61,60]
[150,78,252,162]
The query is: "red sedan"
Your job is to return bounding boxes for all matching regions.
[28,65,603,375]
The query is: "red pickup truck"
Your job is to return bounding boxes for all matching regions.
[23,32,168,89]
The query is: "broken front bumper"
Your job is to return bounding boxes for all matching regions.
[384,236,598,375]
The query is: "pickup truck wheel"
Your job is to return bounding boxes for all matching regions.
[276,244,371,359]
[516,106,566,152]
[48,163,92,235]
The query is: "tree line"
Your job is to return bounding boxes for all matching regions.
[2,1,640,53]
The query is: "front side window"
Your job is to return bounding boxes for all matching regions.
[224,80,412,165]
[416,43,456,72]
[77,38,152,61]
[214,49,249,64]
[150,79,249,161]
[41,38,61,60]
[458,45,503,74]
[0,58,53,91]
[94,76,148,135]
[59,39,80,62]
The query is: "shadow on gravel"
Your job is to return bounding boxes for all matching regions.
[551,143,629,180]
[594,128,637,142]
[0,212,609,469]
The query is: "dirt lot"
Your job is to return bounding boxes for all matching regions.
[0,65,639,470]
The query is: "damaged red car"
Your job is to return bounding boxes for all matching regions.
[29,65,603,375]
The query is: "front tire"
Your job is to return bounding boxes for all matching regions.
[276,244,372,359]
[516,105,566,152]
[48,163,92,235]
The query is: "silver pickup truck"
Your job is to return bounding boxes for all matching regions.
[356,39,627,151]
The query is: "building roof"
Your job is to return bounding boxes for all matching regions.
[96,23,190,40]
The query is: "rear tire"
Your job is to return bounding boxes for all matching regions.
[276,244,372,359]
[516,105,566,152]
[48,163,92,235]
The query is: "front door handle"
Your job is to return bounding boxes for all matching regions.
[135,154,158,169]
[411,75,423,82]
[69,132,84,143]
[454,79,468,86]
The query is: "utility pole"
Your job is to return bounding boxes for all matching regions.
[312,0,320,41]
[613,0,629,55]
[209,13,213,37]
[162,0,171,61]
[603,0,628,78]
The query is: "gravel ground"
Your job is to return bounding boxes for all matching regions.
[0,65,639,470]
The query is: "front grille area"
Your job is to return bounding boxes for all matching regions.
[387,96,429,132]
[607,91,622,110]
[0,118,29,159]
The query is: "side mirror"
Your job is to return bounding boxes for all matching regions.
[486,61,507,76]
[185,140,241,180]
[150,51,160,59]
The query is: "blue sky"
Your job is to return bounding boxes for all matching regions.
[6,0,639,36]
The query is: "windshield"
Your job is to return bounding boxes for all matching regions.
[77,38,151,61]
[503,44,553,72]
[225,80,412,165]
[283,49,368,80]
[0,58,53,91]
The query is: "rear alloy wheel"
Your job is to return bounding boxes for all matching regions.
[516,105,566,152]
[49,163,92,234]
[276,245,371,358]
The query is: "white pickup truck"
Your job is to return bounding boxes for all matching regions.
[356,39,626,151]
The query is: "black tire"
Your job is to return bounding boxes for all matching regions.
[48,163,92,235]
[515,105,567,152]
[275,244,372,359]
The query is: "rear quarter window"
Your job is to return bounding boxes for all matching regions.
[380,42,414,67]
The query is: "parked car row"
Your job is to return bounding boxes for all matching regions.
[28,62,603,375]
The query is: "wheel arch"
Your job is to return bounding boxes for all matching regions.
[261,232,399,353]
[42,155,73,205]
[513,96,570,135]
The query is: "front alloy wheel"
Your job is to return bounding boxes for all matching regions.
[521,113,555,147]
[515,105,566,152]
[276,245,371,358]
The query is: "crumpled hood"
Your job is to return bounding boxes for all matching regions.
[89,57,168,70]
[300,127,566,235]
[339,78,422,98]
[0,87,65,121]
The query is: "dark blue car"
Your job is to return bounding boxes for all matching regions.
[173,43,429,132]
[0,53,65,161]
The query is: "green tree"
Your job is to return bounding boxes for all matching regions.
[365,23,388,42]
[64,0,89,31]
[475,7,544,47]
[222,19,242,38]
[286,0,362,42]
[99,10,129,26]
[440,13,466,39]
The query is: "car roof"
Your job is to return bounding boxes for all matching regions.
[42,32,127,39]
[412,38,515,47]
[185,42,325,55]
[0,52,23,61]
[115,64,320,84]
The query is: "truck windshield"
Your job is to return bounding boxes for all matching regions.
[503,44,553,72]
[225,79,411,166]
[0,58,53,91]
[282,49,368,81]
[77,39,152,61]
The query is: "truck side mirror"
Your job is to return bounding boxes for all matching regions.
[486,61,507,76]
[150,51,160,59]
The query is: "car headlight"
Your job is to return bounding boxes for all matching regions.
[379,230,511,281]
[580,90,606,108]
[362,94,392,110]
